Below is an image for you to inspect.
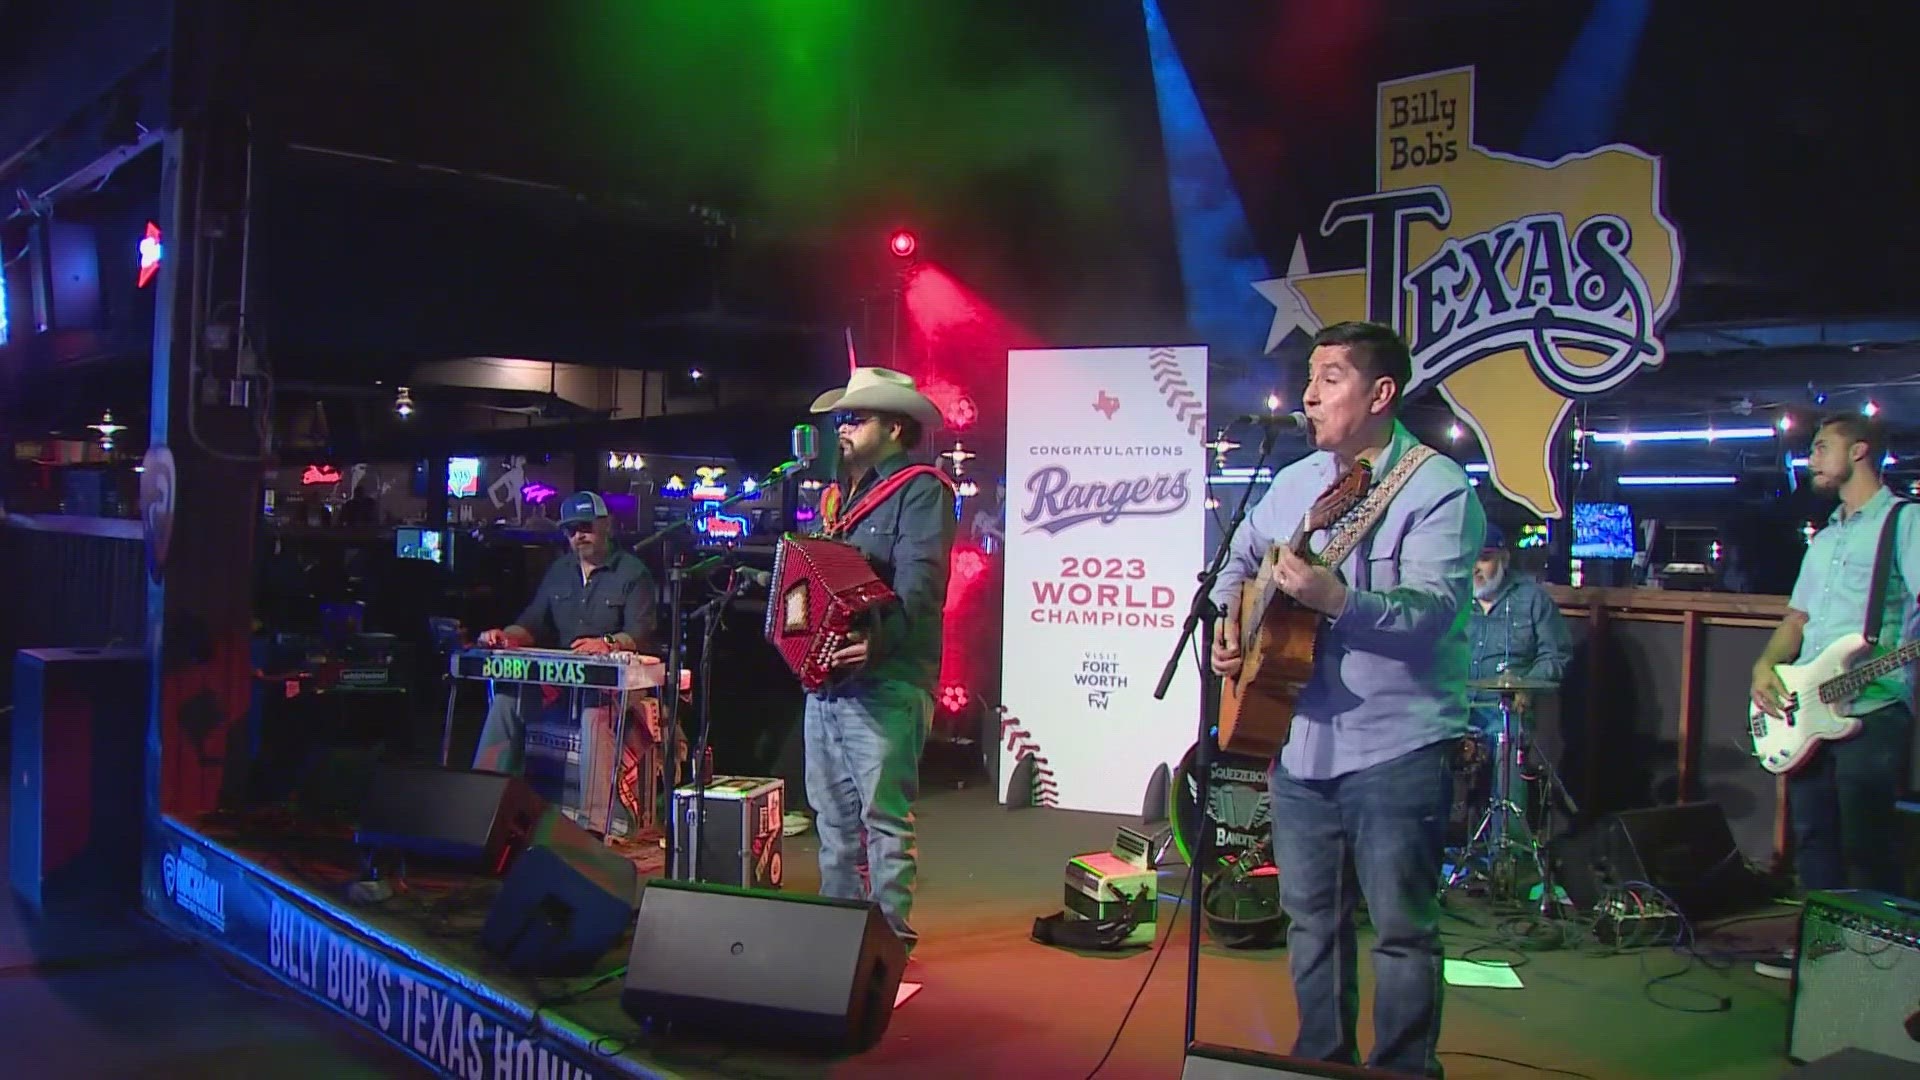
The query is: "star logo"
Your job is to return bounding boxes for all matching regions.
[1250,66,1680,519]
[1092,390,1120,419]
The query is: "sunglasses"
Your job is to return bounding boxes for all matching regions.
[832,411,880,430]
[562,521,594,537]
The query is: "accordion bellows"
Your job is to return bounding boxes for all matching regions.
[764,536,896,691]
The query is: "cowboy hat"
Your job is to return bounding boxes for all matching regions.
[809,367,943,428]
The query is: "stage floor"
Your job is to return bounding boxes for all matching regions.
[184,786,1803,1080]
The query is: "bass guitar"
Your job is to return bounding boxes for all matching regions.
[1751,632,1920,773]
[1217,462,1371,757]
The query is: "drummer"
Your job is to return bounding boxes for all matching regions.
[1468,523,1572,734]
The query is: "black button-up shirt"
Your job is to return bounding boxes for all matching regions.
[820,452,956,691]
[513,549,657,650]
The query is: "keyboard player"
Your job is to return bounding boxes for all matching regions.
[471,491,658,835]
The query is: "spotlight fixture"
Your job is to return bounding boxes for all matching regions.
[394,386,414,418]
[887,229,917,259]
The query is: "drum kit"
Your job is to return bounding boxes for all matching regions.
[1153,668,1579,944]
[1445,670,1580,909]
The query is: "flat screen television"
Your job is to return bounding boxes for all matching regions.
[447,457,481,498]
[396,526,444,564]
[1571,502,1635,559]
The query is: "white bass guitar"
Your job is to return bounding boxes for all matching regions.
[1751,632,1920,774]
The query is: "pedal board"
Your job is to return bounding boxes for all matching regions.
[1592,896,1682,947]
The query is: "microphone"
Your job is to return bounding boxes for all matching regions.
[767,424,819,480]
[1231,411,1310,433]
[790,423,818,465]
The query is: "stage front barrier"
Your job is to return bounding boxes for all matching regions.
[1546,586,1795,869]
[1000,345,1209,815]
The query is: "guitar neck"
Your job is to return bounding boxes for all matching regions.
[1821,638,1920,702]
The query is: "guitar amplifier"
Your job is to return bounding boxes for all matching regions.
[1063,826,1158,946]
[1789,889,1920,1066]
[671,776,785,889]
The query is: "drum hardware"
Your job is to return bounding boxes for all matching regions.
[1445,672,1580,912]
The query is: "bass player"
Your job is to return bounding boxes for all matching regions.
[1210,321,1483,1079]
[802,367,956,958]
[1749,412,1917,980]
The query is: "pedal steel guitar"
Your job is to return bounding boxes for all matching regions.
[445,648,670,836]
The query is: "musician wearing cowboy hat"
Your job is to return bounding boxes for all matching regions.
[800,366,955,957]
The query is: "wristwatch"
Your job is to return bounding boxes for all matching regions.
[603,634,620,649]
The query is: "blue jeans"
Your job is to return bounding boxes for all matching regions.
[1788,703,1910,893]
[804,679,931,952]
[1271,740,1452,1079]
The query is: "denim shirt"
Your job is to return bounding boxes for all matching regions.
[1212,420,1484,779]
[1468,574,1572,708]
[816,452,956,692]
[514,549,657,650]
[1789,486,1920,716]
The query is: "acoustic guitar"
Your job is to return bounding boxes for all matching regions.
[1217,461,1372,757]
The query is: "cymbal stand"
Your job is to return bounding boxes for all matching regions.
[1446,690,1544,901]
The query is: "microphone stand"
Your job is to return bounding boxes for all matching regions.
[683,571,748,883]
[1150,419,1283,1051]
[634,455,812,880]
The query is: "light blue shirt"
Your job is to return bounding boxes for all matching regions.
[1788,485,1920,716]
[1212,420,1485,779]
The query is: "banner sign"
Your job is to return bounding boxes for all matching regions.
[1252,65,1681,518]
[999,346,1207,814]
[144,821,621,1080]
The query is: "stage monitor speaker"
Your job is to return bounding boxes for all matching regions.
[10,648,148,915]
[1553,802,1771,921]
[1789,890,1920,1066]
[480,807,637,976]
[620,879,906,1049]
[353,765,542,874]
[1182,1043,1414,1078]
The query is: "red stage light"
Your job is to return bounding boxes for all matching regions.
[887,229,918,259]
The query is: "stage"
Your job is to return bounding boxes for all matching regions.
[146,784,1802,1080]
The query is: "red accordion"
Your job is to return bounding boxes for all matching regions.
[763,536,896,691]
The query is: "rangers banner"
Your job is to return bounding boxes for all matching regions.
[999,346,1207,814]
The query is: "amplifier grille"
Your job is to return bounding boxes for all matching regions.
[1790,891,1920,1065]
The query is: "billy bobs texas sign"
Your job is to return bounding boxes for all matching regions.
[1253,66,1682,518]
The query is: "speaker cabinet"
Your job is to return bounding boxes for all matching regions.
[621,879,906,1049]
[1789,890,1920,1066]
[1552,802,1771,921]
[354,765,542,873]
[10,648,148,914]
[480,807,637,976]
[1182,1043,1413,1078]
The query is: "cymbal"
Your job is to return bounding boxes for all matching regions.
[1467,673,1557,692]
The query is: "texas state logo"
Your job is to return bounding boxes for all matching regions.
[1253,66,1682,518]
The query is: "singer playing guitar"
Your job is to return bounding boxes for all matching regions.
[1748,413,1918,980]
[1210,322,1481,1079]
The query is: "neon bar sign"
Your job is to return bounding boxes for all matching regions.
[301,464,342,485]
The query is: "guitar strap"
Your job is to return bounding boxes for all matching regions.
[1316,444,1439,571]
[1862,497,1910,647]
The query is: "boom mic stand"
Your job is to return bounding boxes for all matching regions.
[634,453,813,879]
[1150,419,1283,1051]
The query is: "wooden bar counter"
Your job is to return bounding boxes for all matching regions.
[1540,585,1791,869]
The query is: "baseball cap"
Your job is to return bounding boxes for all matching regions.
[557,491,609,526]
[1481,522,1507,552]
